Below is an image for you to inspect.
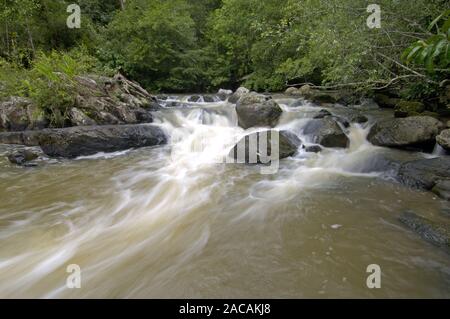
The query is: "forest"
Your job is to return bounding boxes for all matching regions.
[1,0,448,96]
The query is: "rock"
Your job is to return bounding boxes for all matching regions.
[0,131,41,146]
[395,100,425,117]
[397,157,450,191]
[299,85,313,97]
[69,108,97,126]
[0,97,47,131]
[311,92,337,104]
[235,93,283,129]
[228,87,250,104]
[302,117,349,148]
[350,114,369,124]
[373,93,400,109]
[447,120,450,128]
[432,180,450,201]
[188,95,201,103]
[217,89,233,101]
[305,145,322,153]
[203,95,215,103]
[436,129,450,151]
[399,211,450,252]
[229,130,302,163]
[367,116,444,151]
[313,109,332,119]
[358,98,379,109]
[285,87,302,96]
[7,149,39,165]
[37,124,167,158]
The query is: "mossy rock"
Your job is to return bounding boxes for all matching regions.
[395,100,425,117]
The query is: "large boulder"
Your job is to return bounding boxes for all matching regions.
[217,89,233,101]
[397,157,450,191]
[228,87,250,104]
[235,93,283,129]
[436,129,450,151]
[302,117,349,148]
[0,97,47,131]
[229,130,301,163]
[432,180,450,201]
[72,73,158,126]
[37,124,167,158]
[399,211,450,252]
[285,87,302,96]
[367,116,444,151]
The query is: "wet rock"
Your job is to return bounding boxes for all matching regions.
[229,130,302,163]
[432,180,450,201]
[188,95,201,103]
[305,145,322,153]
[203,95,215,103]
[436,129,450,151]
[399,211,450,252]
[7,149,39,166]
[236,93,283,129]
[373,93,400,109]
[447,120,450,128]
[350,114,369,124]
[397,157,450,191]
[37,124,167,158]
[302,117,349,148]
[313,109,332,119]
[311,92,338,105]
[367,116,445,151]
[228,87,250,104]
[217,89,233,101]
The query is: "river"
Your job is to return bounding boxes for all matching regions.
[0,95,449,298]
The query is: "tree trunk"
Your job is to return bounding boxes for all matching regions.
[119,0,126,10]
[5,21,9,56]
[26,22,35,56]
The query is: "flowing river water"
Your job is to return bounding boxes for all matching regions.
[0,95,449,298]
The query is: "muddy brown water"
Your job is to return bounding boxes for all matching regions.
[0,96,449,298]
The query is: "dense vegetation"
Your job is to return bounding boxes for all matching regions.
[0,0,449,99]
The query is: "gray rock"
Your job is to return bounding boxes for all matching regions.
[398,157,450,191]
[217,89,233,101]
[236,93,283,129]
[69,107,97,126]
[432,180,450,201]
[37,124,167,158]
[350,114,369,124]
[0,97,47,131]
[302,117,349,148]
[0,131,41,146]
[188,95,201,103]
[367,116,445,151]
[358,98,379,109]
[436,129,450,151]
[305,145,322,153]
[399,211,450,252]
[228,87,250,104]
[7,149,39,166]
[229,130,302,163]
[313,109,332,119]
[285,87,302,96]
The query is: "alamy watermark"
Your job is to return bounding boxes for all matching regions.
[66,264,81,289]
[66,4,81,29]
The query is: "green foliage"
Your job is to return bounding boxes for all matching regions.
[402,10,450,73]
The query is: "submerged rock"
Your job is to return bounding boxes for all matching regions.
[397,157,450,191]
[229,130,301,163]
[302,117,349,148]
[305,145,323,153]
[235,93,283,129]
[399,211,450,252]
[7,149,39,166]
[367,116,444,151]
[436,129,450,151]
[37,124,167,158]
[349,114,369,124]
[313,109,332,119]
